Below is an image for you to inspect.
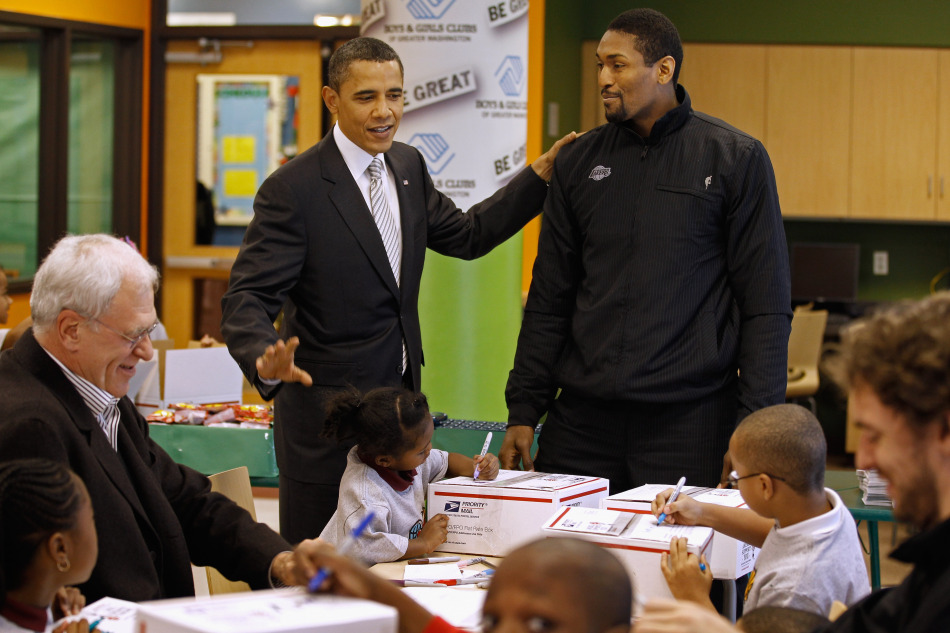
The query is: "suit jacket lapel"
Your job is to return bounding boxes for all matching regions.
[321,135,401,300]
[20,331,152,523]
[387,151,416,300]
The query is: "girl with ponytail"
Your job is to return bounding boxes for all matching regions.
[319,387,498,565]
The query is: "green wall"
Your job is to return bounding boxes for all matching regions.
[784,221,950,303]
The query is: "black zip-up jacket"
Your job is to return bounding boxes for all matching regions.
[507,85,791,427]
[823,515,950,632]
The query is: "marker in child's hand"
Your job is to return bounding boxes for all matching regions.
[657,476,687,526]
[308,511,375,592]
[88,619,104,633]
[472,432,493,480]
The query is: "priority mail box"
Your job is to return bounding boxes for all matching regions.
[601,484,759,579]
[136,587,396,633]
[135,346,244,414]
[542,506,714,601]
[427,470,609,556]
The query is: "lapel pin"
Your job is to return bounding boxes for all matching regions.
[403,179,409,185]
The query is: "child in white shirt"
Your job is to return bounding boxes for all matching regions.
[319,386,498,565]
[653,403,869,616]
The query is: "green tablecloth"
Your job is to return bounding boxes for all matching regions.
[149,424,278,479]
[148,421,535,485]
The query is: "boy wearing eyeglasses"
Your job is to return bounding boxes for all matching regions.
[651,403,869,616]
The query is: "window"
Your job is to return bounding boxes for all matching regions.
[0,12,142,291]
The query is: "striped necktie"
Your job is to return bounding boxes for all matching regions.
[367,157,407,374]
[367,157,401,285]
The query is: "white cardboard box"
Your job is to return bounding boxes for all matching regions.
[427,470,609,556]
[136,588,396,633]
[601,484,759,579]
[542,506,714,601]
[135,346,244,413]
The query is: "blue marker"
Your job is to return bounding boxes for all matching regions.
[657,476,686,526]
[699,563,707,572]
[308,511,376,592]
[88,619,104,633]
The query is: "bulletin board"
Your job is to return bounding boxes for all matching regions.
[195,74,298,226]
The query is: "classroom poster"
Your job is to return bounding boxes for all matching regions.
[360,0,531,421]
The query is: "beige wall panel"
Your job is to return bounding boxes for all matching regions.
[766,46,852,217]
[679,43,767,141]
[851,47,938,219]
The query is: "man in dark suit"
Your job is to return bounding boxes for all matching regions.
[0,234,321,603]
[221,37,573,543]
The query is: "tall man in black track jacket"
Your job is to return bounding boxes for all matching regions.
[501,9,791,489]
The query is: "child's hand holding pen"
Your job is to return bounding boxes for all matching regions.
[651,487,703,526]
[304,541,435,633]
[472,453,499,480]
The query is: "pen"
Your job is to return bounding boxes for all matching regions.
[457,556,486,567]
[308,511,376,592]
[390,580,444,587]
[657,476,687,526]
[407,556,460,565]
[472,432,492,480]
[88,619,104,632]
[434,577,489,586]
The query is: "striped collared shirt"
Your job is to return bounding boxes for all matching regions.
[44,349,121,451]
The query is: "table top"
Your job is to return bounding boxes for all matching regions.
[825,469,895,522]
[370,556,501,630]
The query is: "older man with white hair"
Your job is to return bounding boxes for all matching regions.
[0,234,320,603]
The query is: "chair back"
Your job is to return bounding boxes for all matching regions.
[788,308,828,370]
[206,466,256,594]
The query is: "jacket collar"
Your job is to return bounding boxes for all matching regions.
[618,83,692,144]
[890,513,950,570]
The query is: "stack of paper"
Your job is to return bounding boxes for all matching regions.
[857,469,892,507]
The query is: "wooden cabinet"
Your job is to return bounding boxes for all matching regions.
[938,50,950,220]
[679,44,767,141]
[576,42,950,221]
[851,47,939,220]
[765,46,852,218]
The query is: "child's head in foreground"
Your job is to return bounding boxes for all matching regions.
[0,459,98,604]
[323,386,433,471]
[729,403,826,512]
[738,605,830,633]
[481,538,633,633]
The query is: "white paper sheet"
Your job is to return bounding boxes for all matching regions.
[402,587,485,630]
[63,597,139,633]
[403,562,462,582]
[627,515,713,546]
